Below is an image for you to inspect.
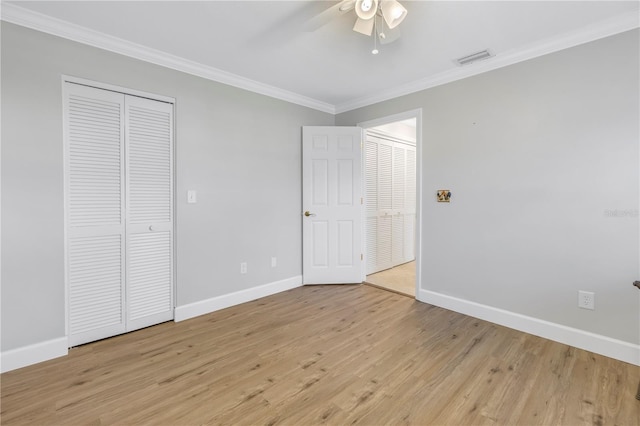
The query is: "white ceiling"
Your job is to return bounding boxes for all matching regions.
[3,1,639,113]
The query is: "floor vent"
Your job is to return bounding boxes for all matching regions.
[454,49,494,66]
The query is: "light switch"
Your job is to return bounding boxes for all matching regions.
[187,190,197,204]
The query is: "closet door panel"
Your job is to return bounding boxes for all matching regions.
[65,84,126,346]
[378,142,393,212]
[366,216,378,274]
[68,235,124,343]
[392,146,405,211]
[377,214,393,271]
[392,145,406,264]
[392,214,405,264]
[125,96,174,331]
[376,141,393,271]
[364,140,378,274]
[128,231,172,325]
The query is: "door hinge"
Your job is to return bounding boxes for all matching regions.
[361,254,363,261]
[361,197,363,204]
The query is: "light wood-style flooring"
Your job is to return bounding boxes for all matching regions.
[366,261,416,297]
[2,284,638,425]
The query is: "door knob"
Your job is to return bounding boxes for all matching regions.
[149,225,155,231]
[304,211,316,217]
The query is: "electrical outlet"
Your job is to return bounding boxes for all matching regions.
[578,290,595,310]
[271,257,277,268]
[240,262,247,274]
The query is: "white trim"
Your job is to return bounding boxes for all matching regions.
[334,10,640,113]
[174,276,303,322]
[418,289,640,366]
[62,80,70,348]
[2,3,335,114]
[366,128,416,146]
[358,109,423,300]
[0,276,302,372]
[63,75,176,104]
[3,3,637,115]
[357,109,422,131]
[0,337,68,373]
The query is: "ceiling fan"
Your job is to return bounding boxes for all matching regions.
[307,0,408,48]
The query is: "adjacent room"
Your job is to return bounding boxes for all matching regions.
[1,1,639,424]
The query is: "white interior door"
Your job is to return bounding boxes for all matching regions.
[302,126,363,284]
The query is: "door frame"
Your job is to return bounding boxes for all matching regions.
[61,75,177,346]
[357,109,423,298]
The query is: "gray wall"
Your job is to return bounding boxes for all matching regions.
[1,22,333,351]
[2,21,638,354]
[337,29,640,344]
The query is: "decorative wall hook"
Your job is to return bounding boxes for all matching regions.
[437,190,451,202]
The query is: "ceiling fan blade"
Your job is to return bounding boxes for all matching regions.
[353,17,375,36]
[304,0,355,32]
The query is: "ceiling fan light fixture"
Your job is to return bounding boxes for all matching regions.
[380,0,407,29]
[355,0,379,20]
[353,17,375,35]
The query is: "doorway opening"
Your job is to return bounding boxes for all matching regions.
[359,110,421,298]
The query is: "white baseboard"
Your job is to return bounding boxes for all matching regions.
[0,277,302,373]
[418,289,640,366]
[1,337,68,373]
[175,275,303,322]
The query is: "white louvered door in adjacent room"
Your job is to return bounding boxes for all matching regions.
[364,139,378,275]
[376,139,394,272]
[64,82,174,347]
[364,132,416,275]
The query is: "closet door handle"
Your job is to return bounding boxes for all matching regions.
[149,225,155,231]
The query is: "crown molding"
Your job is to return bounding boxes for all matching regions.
[0,2,336,115]
[2,3,637,116]
[334,9,640,114]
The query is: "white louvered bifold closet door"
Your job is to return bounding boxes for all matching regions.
[392,145,406,265]
[65,84,127,346]
[364,132,416,275]
[377,140,394,273]
[365,140,378,275]
[125,96,174,331]
[65,82,174,347]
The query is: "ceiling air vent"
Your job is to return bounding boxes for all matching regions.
[454,49,494,66]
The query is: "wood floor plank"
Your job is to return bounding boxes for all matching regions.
[1,284,638,425]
